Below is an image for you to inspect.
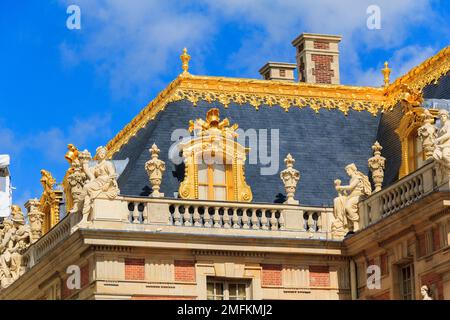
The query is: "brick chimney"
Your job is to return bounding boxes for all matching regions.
[291,33,342,84]
[259,62,296,81]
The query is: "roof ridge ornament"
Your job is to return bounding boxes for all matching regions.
[382,61,391,88]
[180,47,191,76]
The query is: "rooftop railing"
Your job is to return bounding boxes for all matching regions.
[359,160,449,229]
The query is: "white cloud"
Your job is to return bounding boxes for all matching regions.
[59,0,439,94]
[204,0,437,82]
[60,0,217,98]
[354,45,437,86]
[0,114,112,164]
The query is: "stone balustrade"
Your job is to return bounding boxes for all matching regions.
[92,196,333,239]
[23,211,80,269]
[359,160,449,229]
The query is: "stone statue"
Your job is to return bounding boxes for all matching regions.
[0,205,31,289]
[432,109,450,185]
[145,143,166,197]
[63,144,88,214]
[332,163,372,237]
[79,146,119,223]
[368,141,386,192]
[279,154,300,204]
[67,151,89,214]
[25,199,44,243]
[421,285,433,300]
[418,109,437,160]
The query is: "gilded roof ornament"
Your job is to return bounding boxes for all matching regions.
[382,61,391,88]
[188,108,238,137]
[180,47,191,75]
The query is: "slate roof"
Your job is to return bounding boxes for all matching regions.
[114,100,380,206]
[111,72,450,207]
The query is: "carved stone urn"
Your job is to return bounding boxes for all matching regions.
[145,143,166,197]
[279,153,300,204]
[368,141,386,192]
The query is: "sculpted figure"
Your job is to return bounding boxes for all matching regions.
[80,146,119,223]
[0,206,32,289]
[67,159,88,213]
[432,109,450,184]
[63,144,89,213]
[332,164,372,236]
[417,109,437,160]
[421,285,433,300]
[0,219,16,288]
[10,206,31,280]
[26,199,44,243]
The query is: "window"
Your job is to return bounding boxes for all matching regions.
[400,264,415,300]
[207,278,249,300]
[198,162,232,201]
[279,69,286,77]
[407,131,425,173]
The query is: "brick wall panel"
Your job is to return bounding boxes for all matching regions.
[309,266,330,287]
[125,258,145,281]
[261,264,282,287]
[174,260,196,282]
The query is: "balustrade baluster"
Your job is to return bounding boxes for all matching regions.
[223,208,231,228]
[278,211,285,230]
[251,209,259,229]
[132,203,140,224]
[184,206,192,226]
[213,207,221,228]
[261,210,269,230]
[242,210,250,229]
[307,212,315,231]
[204,207,212,227]
[232,208,240,229]
[269,210,278,230]
[174,205,182,226]
[193,206,202,227]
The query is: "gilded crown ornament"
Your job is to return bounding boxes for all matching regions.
[368,141,386,192]
[145,143,166,198]
[180,47,191,75]
[280,154,300,204]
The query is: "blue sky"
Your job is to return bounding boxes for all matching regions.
[1,0,449,208]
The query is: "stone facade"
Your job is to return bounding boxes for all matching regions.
[1,35,450,301]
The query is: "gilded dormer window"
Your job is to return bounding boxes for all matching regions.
[178,108,252,202]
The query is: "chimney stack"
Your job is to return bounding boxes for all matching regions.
[259,62,296,81]
[291,33,342,84]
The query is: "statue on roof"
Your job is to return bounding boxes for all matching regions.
[79,146,119,223]
[433,109,450,185]
[418,109,437,160]
[63,144,89,214]
[0,205,31,289]
[332,163,372,238]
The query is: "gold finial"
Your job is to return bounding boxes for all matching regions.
[382,61,391,88]
[180,47,191,75]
